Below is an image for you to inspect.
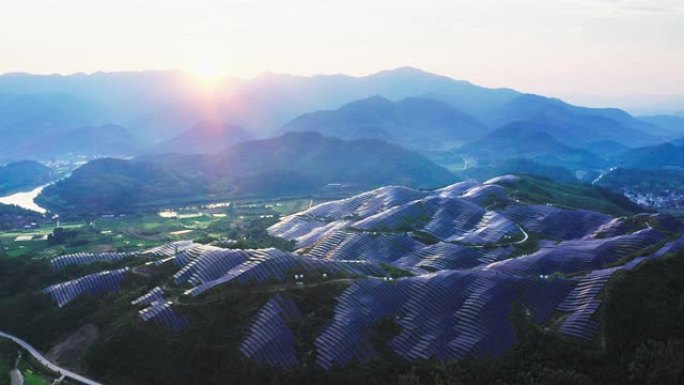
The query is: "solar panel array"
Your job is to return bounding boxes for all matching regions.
[173,248,252,285]
[315,279,405,369]
[501,204,611,241]
[185,249,389,297]
[138,301,188,332]
[483,175,521,186]
[556,235,684,340]
[459,184,508,205]
[129,287,187,331]
[306,230,424,263]
[50,251,137,270]
[240,294,302,369]
[131,286,165,306]
[395,243,516,272]
[42,178,684,369]
[434,181,482,198]
[143,240,196,257]
[485,228,665,276]
[314,270,575,369]
[269,182,525,261]
[43,268,129,307]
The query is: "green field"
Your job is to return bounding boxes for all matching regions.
[0,198,314,260]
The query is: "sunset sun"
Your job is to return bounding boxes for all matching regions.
[190,63,225,82]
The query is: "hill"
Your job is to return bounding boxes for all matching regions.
[488,94,657,147]
[37,132,455,213]
[460,122,606,169]
[282,96,486,151]
[505,175,644,217]
[0,161,53,195]
[612,142,684,169]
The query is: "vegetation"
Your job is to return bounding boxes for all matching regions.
[598,167,684,194]
[506,175,644,217]
[455,158,578,183]
[0,160,53,195]
[612,142,684,169]
[0,203,45,231]
[37,132,456,214]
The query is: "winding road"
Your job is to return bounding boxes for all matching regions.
[0,331,103,385]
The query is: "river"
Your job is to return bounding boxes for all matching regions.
[0,185,49,214]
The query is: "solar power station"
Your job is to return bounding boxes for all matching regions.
[40,177,684,369]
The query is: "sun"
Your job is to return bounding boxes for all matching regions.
[190,63,225,83]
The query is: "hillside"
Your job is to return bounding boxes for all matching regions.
[282,96,486,151]
[37,132,455,213]
[0,161,53,195]
[505,175,644,217]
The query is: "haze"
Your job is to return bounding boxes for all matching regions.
[1,0,683,113]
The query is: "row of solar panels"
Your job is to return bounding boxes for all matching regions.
[240,233,684,369]
[50,252,136,270]
[43,268,129,307]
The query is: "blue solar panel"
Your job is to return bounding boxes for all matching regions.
[43,268,129,307]
[241,294,302,369]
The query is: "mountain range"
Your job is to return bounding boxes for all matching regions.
[2,67,682,164]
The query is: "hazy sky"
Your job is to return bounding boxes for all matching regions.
[1,0,683,112]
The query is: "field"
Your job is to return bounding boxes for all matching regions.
[0,198,317,260]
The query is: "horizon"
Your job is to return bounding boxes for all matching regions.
[0,65,681,116]
[2,1,683,114]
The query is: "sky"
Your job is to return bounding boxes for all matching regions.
[1,0,683,113]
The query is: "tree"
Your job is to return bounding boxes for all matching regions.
[628,340,684,385]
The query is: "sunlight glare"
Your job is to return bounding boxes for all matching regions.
[190,63,225,84]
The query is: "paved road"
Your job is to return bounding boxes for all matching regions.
[10,369,23,385]
[0,331,103,385]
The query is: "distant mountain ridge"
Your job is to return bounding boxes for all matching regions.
[613,141,684,169]
[282,96,486,151]
[460,122,607,169]
[152,120,253,154]
[17,124,143,157]
[1,67,679,161]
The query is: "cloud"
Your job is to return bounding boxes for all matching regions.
[564,0,684,16]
